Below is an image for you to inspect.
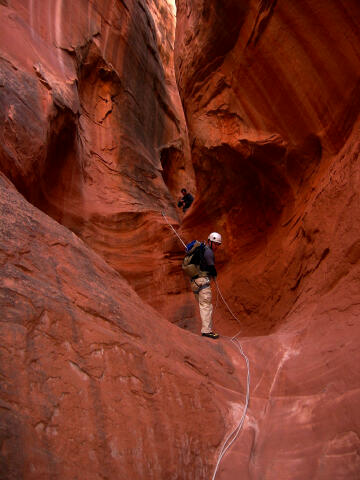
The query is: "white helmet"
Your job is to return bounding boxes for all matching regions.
[208,232,222,244]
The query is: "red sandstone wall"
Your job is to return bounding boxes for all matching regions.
[1,0,360,478]
[0,171,242,479]
[175,0,360,335]
[0,1,218,479]
[175,0,360,477]
[0,0,197,330]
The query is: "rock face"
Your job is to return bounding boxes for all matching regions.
[0,172,242,479]
[175,0,360,478]
[175,0,360,335]
[1,0,360,479]
[0,2,214,479]
[0,0,196,329]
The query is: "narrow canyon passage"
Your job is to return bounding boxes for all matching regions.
[0,1,360,479]
[174,0,360,477]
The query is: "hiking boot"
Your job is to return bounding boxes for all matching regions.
[202,332,219,339]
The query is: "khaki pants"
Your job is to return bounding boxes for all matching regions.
[191,277,213,334]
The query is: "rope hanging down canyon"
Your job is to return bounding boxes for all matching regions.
[211,280,251,480]
[161,211,251,479]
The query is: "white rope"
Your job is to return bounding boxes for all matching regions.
[211,280,251,480]
[161,211,187,249]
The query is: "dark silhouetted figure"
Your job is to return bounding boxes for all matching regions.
[178,188,194,213]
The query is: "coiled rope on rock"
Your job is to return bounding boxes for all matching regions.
[161,211,251,479]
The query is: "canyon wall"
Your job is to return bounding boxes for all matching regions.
[0,171,243,479]
[0,1,224,479]
[1,0,360,478]
[175,0,360,335]
[0,0,197,330]
[175,0,360,478]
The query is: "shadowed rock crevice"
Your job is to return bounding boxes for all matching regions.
[34,107,81,228]
[0,59,48,200]
[190,140,290,250]
[175,0,250,100]
[285,134,322,190]
[160,143,187,200]
[0,412,24,480]
[247,0,278,47]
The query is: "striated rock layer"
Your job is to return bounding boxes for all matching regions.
[0,1,212,479]
[0,172,243,479]
[0,0,197,329]
[1,0,360,478]
[175,0,360,478]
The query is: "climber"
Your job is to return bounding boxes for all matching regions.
[177,188,194,213]
[190,232,222,339]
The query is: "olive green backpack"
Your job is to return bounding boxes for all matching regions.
[182,240,205,277]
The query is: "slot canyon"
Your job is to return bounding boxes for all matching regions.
[0,0,360,478]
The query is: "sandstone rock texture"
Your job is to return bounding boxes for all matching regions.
[175,0,360,478]
[0,172,243,479]
[1,0,360,479]
[0,1,222,479]
[0,0,197,329]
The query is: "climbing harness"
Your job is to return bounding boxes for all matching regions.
[192,280,211,294]
[161,211,251,478]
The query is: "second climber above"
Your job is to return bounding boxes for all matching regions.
[177,188,194,213]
